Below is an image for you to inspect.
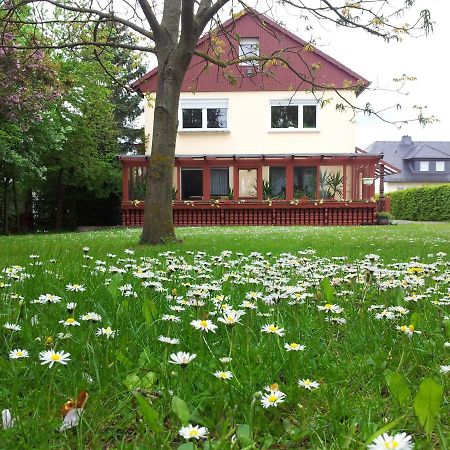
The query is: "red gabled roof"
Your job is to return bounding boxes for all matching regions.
[133,9,369,95]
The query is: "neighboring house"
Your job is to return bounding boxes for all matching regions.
[366,136,450,193]
[120,9,387,227]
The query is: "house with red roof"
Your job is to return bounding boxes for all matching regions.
[120,9,393,227]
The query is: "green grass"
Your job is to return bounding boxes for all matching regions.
[0,224,449,449]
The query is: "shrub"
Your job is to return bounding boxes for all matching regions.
[388,184,450,221]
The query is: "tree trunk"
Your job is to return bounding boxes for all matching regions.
[12,178,20,233]
[140,60,185,244]
[55,170,64,229]
[2,179,9,235]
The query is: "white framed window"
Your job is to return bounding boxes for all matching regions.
[269,99,318,130]
[419,161,429,172]
[179,99,229,131]
[436,161,445,172]
[238,38,259,65]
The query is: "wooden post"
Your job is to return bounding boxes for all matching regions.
[257,166,263,201]
[286,158,294,200]
[379,161,385,211]
[122,163,129,203]
[233,163,239,200]
[342,164,347,200]
[176,165,181,201]
[203,165,211,201]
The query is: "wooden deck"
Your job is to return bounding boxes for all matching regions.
[122,200,377,227]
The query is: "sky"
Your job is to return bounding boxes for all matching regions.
[136,0,449,150]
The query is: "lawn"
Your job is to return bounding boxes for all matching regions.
[0,224,449,449]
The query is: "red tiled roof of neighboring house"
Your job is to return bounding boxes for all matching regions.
[133,8,369,95]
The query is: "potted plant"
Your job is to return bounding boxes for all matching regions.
[376,211,392,225]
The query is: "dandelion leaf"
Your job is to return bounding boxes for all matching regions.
[172,396,191,425]
[384,370,411,406]
[413,377,443,435]
[237,424,253,446]
[133,392,162,432]
[321,278,334,303]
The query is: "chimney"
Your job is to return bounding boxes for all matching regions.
[400,135,413,146]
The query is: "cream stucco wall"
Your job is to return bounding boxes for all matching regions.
[384,181,449,193]
[144,90,357,156]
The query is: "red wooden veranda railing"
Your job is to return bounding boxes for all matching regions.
[122,200,377,227]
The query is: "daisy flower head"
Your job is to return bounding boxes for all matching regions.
[217,309,245,326]
[158,335,180,345]
[190,319,218,333]
[66,302,77,312]
[162,314,181,323]
[9,349,29,359]
[2,409,14,429]
[96,326,117,338]
[80,312,102,322]
[440,365,450,374]
[179,424,209,440]
[169,352,196,367]
[219,356,232,364]
[39,349,71,368]
[284,342,305,352]
[66,284,86,292]
[261,323,285,336]
[368,432,413,450]
[213,370,233,380]
[59,318,81,327]
[397,324,421,337]
[261,389,286,408]
[3,322,21,332]
[298,378,320,390]
[317,303,343,314]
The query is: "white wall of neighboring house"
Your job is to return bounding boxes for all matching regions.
[384,181,450,193]
[144,90,357,156]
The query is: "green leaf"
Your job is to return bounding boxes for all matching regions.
[237,424,253,447]
[133,392,162,431]
[124,373,140,391]
[172,396,191,425]
[140,371,156,390]
[410,312,421,328]
[321,278,334,303]
[413,377,443,434]
[364,415,405,445]
[138,347,152,367]
[107,274,122,300]
[142,299,158,325]
[384,371,411,406]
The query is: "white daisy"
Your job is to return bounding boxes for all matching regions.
[284,342,305,352]
[368,432,413,450]
[440,365,450,374]
[298,379,320,390]
[169,352,196,366]
[179,424,209,440]
[3,323,21,332]
[396,324,421,337]
[2,409,14,429]
[261,390,286,408]
[213,370,233,380]
[66,284,86,292]
[39,349,71,368]
[96,326,117,338]
[317,303,343,314]
[59,318,81,327]
[80,312,102,322]
[217,310,245,326]
[190,319,218,333]
[9,349,29,359]
[161,314,181,322]
[66,302,77,312]
[158,336,180,345]
[261,324,285,336]
[219,357,232,363]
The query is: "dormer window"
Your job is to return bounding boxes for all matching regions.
[419,161,429,172]
[239,38,259,65]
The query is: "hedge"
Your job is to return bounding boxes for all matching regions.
[388,184,450,221]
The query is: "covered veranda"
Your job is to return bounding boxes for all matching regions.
[119,153,389,227]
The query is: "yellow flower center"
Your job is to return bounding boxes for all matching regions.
[227,316,234,322]
[268,395,277,403]
[324,303,332,309]
[219,372,227,378]
[17,351,23,357]
[200,320,208,327]
[290,343,299,349]
[268,325,278,332]
[400,325,407,332]
[66,318,75,323]
[189,429,199,437]
[409,324,415,331]
[50,354,61,361]
[304,379,311,385]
